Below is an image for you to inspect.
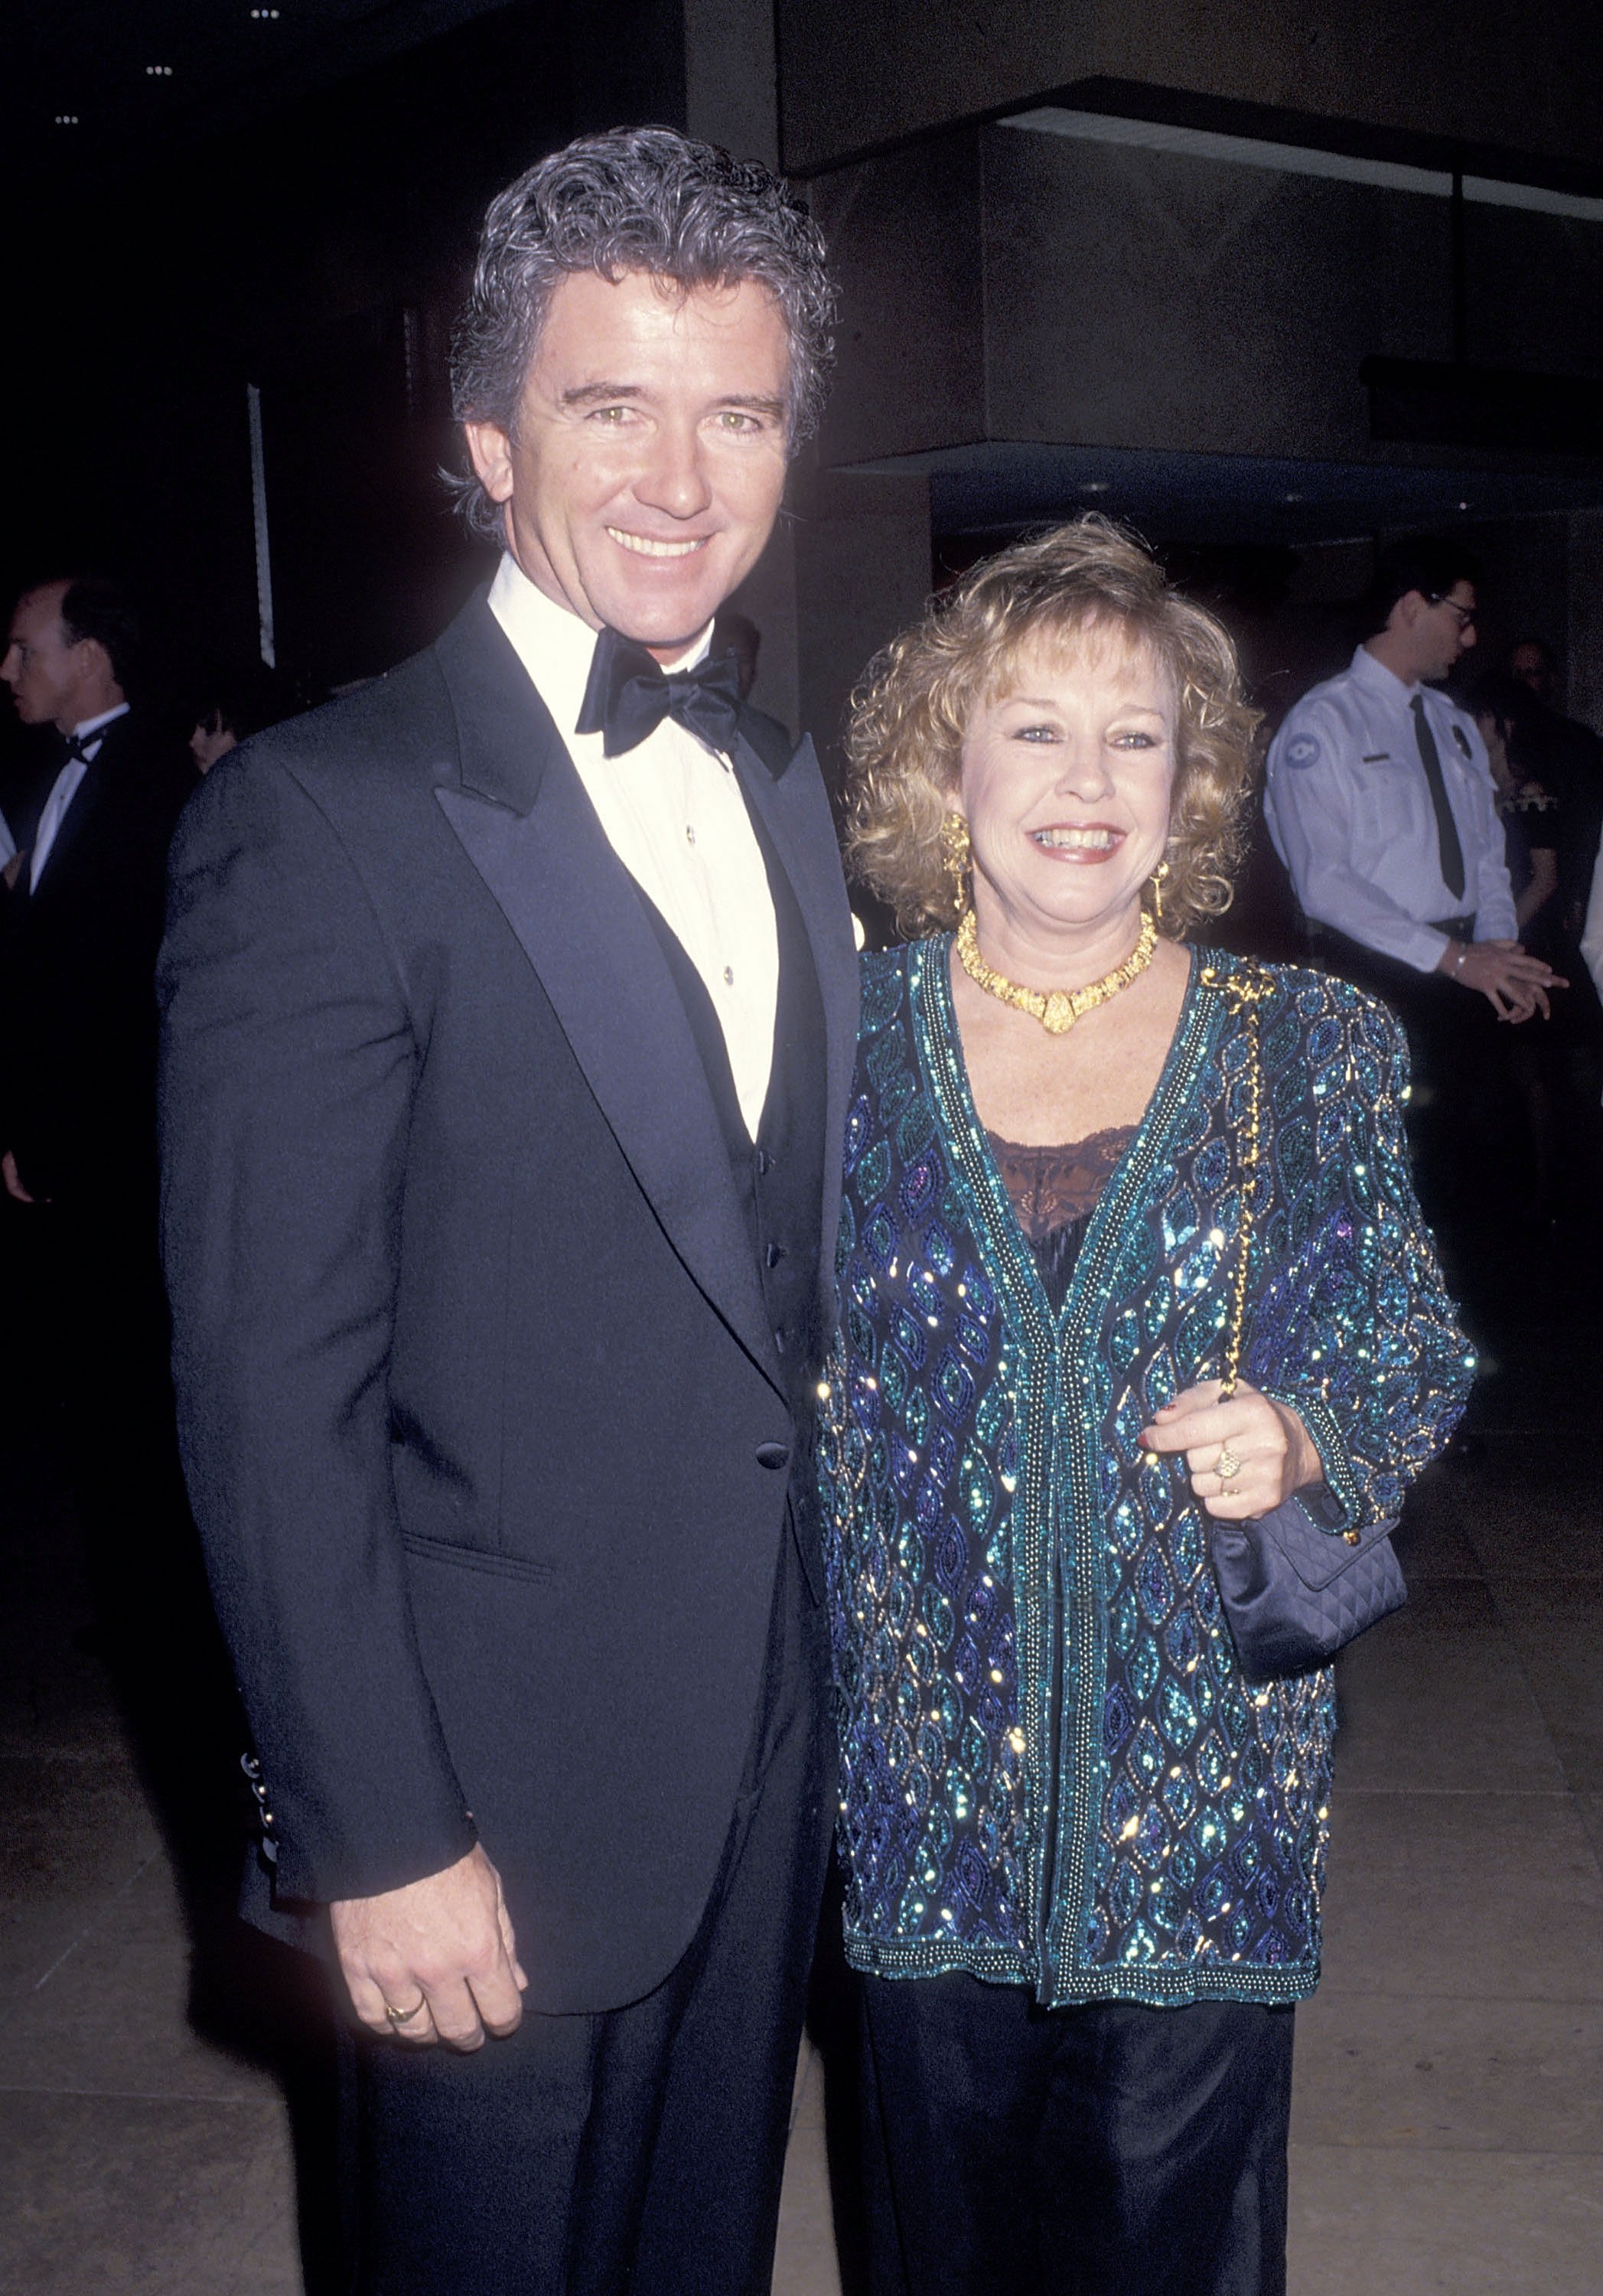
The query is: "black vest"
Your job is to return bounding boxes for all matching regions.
[634,776,829,1577]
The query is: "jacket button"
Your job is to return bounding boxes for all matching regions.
[756,1442,790,1470]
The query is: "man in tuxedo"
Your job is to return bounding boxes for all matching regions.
[158,128,855,2294]
[2,574,195,1515]
[2,576,194,1212]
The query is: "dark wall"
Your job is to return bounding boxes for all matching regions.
[0,0,689,722]
[811,124,1603,477]
[980,130,1448,460]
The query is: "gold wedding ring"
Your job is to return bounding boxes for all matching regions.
[383,1994,428,2025]
[1215,1441,1241,1482]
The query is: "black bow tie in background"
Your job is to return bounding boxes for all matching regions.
[576,626,744,760]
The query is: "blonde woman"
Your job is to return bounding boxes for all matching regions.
[819,519,1471,2296]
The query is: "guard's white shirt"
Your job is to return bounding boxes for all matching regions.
[488,555,778,1138]
[28,703,130,892]
[1264,646,1516,974]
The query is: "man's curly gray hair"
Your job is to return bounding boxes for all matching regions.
[448,126,835,544]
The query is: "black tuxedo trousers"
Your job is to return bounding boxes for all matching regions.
[343,1499,833,2296]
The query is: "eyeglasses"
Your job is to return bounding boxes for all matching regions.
[1426,593,1477,632]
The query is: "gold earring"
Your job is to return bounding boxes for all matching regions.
[941,812,972,918]
[1148,859,1171,926]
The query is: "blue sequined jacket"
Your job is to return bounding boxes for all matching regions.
[819,941,1471,2008]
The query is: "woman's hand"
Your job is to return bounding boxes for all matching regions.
[1138,1379,1321,1520]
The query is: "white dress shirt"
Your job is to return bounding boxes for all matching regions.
[1264,646,1516,974]
[487,556,779,1139]
[29,702,131,892]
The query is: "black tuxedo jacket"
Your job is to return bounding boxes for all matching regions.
[2,714,194,1202]
[157,594,859,2014]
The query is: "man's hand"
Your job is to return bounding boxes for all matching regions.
[2,1150,45,1204]
[331,1844,527,2050]
[1139,1379,1322,1521]
[1438,938,1566,1022]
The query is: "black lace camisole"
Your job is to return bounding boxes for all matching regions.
[986,1124,1138,1312]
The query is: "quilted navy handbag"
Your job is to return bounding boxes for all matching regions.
[1210,1499,1406,1680]
[1198,965,1409,1681]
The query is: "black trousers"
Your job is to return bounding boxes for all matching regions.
[858,1972,1295,2296]
[1303,923,1508,1249]
[337,1519,832,2296]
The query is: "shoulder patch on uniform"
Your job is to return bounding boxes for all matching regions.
[1282,731,1322,770]
[1451,722,1472,757]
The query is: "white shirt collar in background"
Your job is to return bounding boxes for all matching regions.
[29,703,132,892]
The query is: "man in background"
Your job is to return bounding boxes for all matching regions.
[1508,635,1603,940]
[1,576,194,1211]
[0,574,202,1691]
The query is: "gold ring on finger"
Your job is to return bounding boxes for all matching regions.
[1215,1441,1240,1482]
[383,1995,428,2025]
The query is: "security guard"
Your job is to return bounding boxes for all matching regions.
[1265,538,1565,1238]
[1265,538,1562,1024]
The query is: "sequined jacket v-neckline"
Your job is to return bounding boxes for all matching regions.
[819,938,1471,2008]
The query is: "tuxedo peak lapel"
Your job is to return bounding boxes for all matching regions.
[434,591,566,817]
[433,620,781,1390]
[732,731,859,1298]
[24,752,112,902]
[734,701,799,782]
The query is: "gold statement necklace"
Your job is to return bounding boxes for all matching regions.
[954,904,1158,1035]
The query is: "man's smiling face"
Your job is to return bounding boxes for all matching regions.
[464,268,792,661]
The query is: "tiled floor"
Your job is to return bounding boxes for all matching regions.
[3,1259,1598,2291]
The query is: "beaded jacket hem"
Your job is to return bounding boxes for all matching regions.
[819,940,1471,2011]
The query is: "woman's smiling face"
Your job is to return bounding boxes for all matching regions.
[955,622,1178,947]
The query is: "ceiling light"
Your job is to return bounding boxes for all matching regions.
[54,113,80,125]
[1281,491,1304,504]
[1457,499,1470,510]
[250,7,282,16]
[145,64,174,76]
[1081,481,1109,494]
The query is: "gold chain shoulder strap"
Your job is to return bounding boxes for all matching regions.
[1197,962,1275,1404]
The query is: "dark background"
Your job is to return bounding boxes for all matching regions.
[4,0,1602,924]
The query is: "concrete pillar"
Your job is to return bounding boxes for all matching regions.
[683,0,780,168]
[791,468,933,788]
[680,0,797,725]
[679,7,936,762]
[727,468,933,764]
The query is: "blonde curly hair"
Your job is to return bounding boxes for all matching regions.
[843,517,1263,939]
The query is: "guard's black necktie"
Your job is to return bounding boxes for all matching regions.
[1410,695,1466,904]
[575,626,744,760]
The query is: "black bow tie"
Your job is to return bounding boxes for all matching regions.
[64,728,108,763]
[575,626,744,760]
